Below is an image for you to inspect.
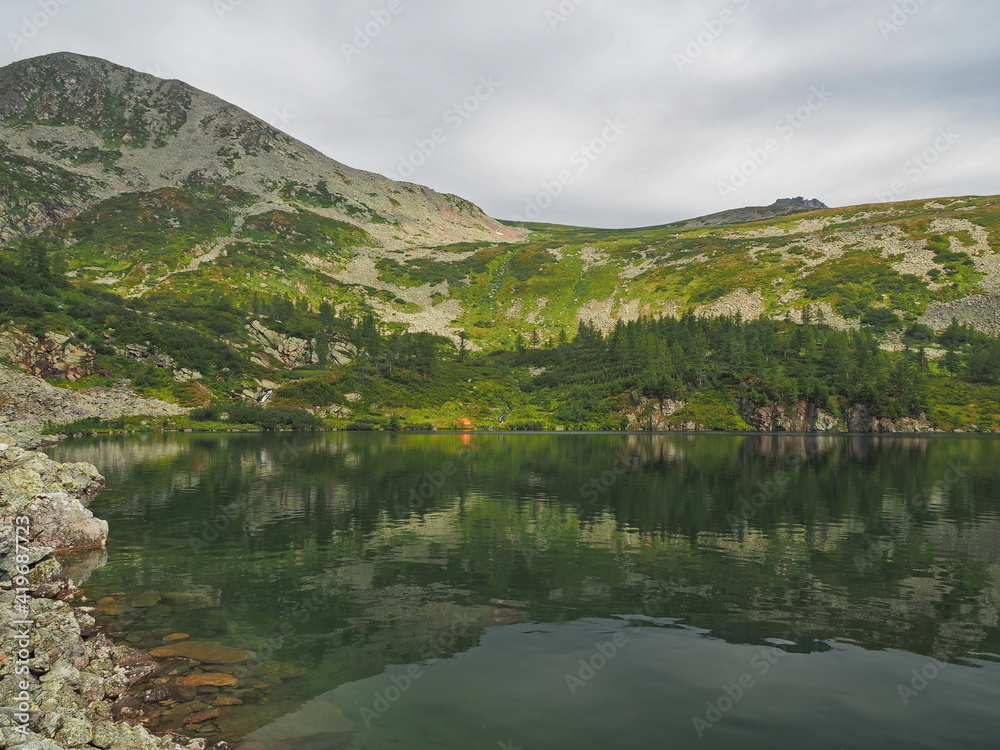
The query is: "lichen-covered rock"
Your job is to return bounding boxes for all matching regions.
[0,447,104,500]
[5,739,67,750]
[53,715,94,747]
[0,440,197,750]
[22,494,108,553]
[0,447,108,554]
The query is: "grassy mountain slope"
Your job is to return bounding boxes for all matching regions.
[477,196,1000,346]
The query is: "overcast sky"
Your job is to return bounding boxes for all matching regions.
[2,0,998,227]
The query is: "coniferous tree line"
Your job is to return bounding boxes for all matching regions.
[514,314,985,423]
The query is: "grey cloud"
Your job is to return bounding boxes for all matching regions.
[0,0,996,227]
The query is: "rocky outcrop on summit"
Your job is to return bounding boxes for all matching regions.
[672,202,824,228]
[772,197,828,210]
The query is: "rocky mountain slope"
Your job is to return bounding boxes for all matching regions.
[0,52,522,248]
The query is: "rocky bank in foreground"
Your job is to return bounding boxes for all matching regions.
[0,445,201,750]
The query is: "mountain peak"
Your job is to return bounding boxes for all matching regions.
[0,51,209,148]
[0,52,523,248]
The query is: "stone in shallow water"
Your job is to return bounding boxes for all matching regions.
[288,731,354,749]
[177,672,240,688]
[134,592,162,607]
[142,684,177,703]
[160,591,216,608]
[150,641,255,663]
[245,694,355,746]
[216,699,308,739]
[257,661,306,682]
[184,707,221,725]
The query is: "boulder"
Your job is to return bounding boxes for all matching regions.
[23,492,109,552]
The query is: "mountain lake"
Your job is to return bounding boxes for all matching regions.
[50,432,1000,750]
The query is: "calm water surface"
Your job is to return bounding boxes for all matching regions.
[50,433,1000,750]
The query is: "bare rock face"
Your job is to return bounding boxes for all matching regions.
[845,404,938,433]
[246,321,315,369]
[739,401,840,432]
[771,197,828,210]
[0,327,97,381]
[624,396,687,430]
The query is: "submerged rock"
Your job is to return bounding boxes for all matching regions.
[256,661,306,682]
[134,592,163,608]
[176,672,240,688]
[160,591,216,608]
[150,641,256,664]
[184,707,221,725]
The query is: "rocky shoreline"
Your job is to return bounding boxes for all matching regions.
[622,392,992,433]
[0,444,205,750]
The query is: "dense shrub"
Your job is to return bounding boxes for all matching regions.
[861,308,902,333]
[190,403,321,429]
